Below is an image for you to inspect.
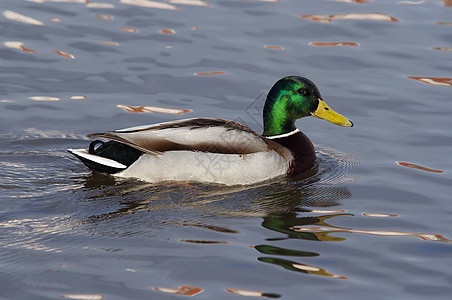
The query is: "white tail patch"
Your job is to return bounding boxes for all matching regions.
[67,149,127,169]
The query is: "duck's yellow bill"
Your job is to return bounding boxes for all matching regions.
[311,98,353,127]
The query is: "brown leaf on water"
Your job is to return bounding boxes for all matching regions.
[53,50,75,59]
[264,45,285,50]
[4,41,37,53]
[395,162,444,173]
[122,27,138,33]
[300,13,399,23]
[432,47,452,52]
[95,14,114,20]
[443,0,452,6]
[437,22,452,25]
[159,29,176,34]
[152,285,204,296]
[309,42,360,47]
[116,104,192,114]
[407,76,452,87]
[193,71,226,76]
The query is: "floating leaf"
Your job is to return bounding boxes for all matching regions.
[4,41,36,53]
[407,76,452,87]
[3,10,45,26]
[70,95,87,100]
[152,285,204,296]
[120,0,180,10]
[193,71,226,76]
[309,42,359,47]
[122,27,138,32]
[264,45,285,50]
[191,26,201,30]
[95,14,114,20]
[159,29,175,34]
[116,104,192,114]
[432,47,452,52]
[395,162,444,173]
[53,50,75,59]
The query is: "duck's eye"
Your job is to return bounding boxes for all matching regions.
[297,88,307,95]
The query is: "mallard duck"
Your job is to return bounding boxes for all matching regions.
[68,76,353,185]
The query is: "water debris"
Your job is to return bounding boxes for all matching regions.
[407,76,452,87]
[116,104,192,114]
[395,162,444,173]
[4,41,36,53]
[70,96,87,100]
[264,45,285,50]
[54,50,75,59]
[120,0,180,10]
[159,29,176,34]
[2,10,45,26]
[29,96,61,101]
[432,47,452,52]
[300,13,399,24]
[167,0,212,7]
[193,71,226,76]
[122,27,138,32]
[95,14,114,20]
[309,42,360,47]
[152,285,204,296]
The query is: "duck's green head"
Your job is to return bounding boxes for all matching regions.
[263,76,353,137]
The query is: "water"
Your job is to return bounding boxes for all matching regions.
[1,0,452,299]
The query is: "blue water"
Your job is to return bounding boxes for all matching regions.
[1,0,452,299]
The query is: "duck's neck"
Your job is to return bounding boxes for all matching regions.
[262,93,297,137]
